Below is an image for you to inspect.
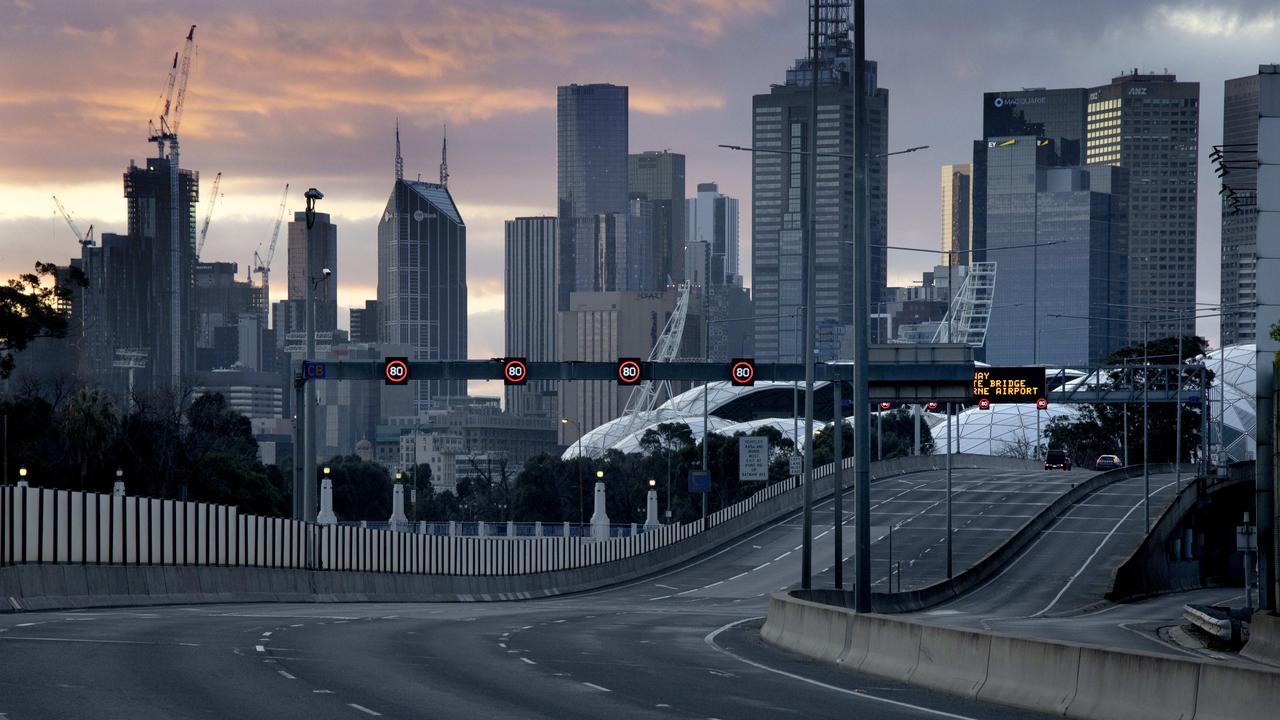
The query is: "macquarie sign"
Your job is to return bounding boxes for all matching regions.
[973,367,1046,404]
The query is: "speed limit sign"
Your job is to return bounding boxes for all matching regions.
[729,358,755,386]
[1036,397,1048,410]
[503,357,528,386]
[383,357,409,385]
[616,358,642,386]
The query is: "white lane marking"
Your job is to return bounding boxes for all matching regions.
[14,623,38,627]
[703,581,724,589]
[1031,478,1178,618]
[499,643,507,649]
[752,563,771,571]
[521,657,537,665]
[705,618,981,720]
[313,689,334,694]
[582,682,611,692]
[277,670,296,680]
[261,631,272,637]
[649,595,672,601]
[553,619,567,623]
[729,573,748,581]
[348,703,382,716]
[521,625,533,630]
[676,588,699,596]
[655,584,678,590]
[290,624,303,628]
[255,645,266,653]
[0,636,199,647]
[774,552,791,561]
[500,633,509,638]
[656,703,671,708]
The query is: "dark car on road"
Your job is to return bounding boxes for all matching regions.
[1094,454,1121,471]
[1044,449,1072,470]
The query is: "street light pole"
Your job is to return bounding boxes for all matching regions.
[800,0,818,590]
[561,417,584,526]
[302,187,324,523]
[1144,321,1150,532]
[851,0,873,613]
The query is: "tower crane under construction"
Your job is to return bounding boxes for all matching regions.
[249,183,289,326]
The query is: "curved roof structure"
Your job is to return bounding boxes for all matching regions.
[562,345,1260,462]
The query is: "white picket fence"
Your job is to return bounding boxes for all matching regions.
[0,476,802,576]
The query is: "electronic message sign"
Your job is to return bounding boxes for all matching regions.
[972,367,1046,404]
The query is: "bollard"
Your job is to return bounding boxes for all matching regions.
[112,480,126,497]
[317,477,337,525]
[449,520,456,537]
[630,522,637,536]
[644,489,659,531]
[535,521,543,537]
[563,521,571,538]
[507,520,515,537]
[590,481,611,540]
[479,521,487,538]
[388,483,407,526]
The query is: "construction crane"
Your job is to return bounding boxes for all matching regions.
[196,171,222,259]
[252,183,289,289]
[52,196,94,247]
[146,24,196,390]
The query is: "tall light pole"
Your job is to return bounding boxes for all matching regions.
[302,187,324,522]
[799,0,819,591]
[850,0,873,612]
[561,417,584,525]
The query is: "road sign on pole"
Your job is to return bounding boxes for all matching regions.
[383,357,409,385]
[739,436,769,482]
[301,361,326,380]
[616,357,642,385]
[502,357,528,386]
[688,469,710,493]
[789,454,803,476]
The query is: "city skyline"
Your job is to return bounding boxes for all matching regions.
[4,0,1280,367]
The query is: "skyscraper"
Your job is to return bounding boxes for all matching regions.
[940,164,971,266]
[287,211,339,334]
[589,199,654,293]
[685,182,741,288]
[557,84,629,310]
[377,179,468,411]
[81,232,152,399]
[349,300,381,344]
[1087,71,1199,342]
[983,137,1127,366]
[505,216,558,418]
[1220,67,1273,345]
[751,6,887,362]
[123,156,199,388]
[628,150,685,287]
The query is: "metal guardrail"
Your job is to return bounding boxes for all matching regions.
[336,521,649,539]
[1184,604,1233,641]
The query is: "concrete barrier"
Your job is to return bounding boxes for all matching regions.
[764,591,1280,720]
[1067,645,1200,720]
[978,634,1079,715]
[1242,611,1280,667]
[910,623,991,699]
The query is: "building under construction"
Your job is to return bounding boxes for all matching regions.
[122,156,200,390]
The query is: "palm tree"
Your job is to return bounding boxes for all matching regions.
[60,387,117,489]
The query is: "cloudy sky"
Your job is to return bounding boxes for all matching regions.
[2,0,1278,367]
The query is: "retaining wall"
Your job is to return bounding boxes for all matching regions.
[763,591,1280,720]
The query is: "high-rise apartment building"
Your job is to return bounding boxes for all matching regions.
[1220,67,1275,345]
[557,84,629,310]
[377,179,468,411]
[983,137,1127,366]
[1087,71,1199,342]
[940,164,972,266]
[81,232,153,399]
[505,216,558,418]
[751,7,887,362]
[286,211,339,334]
[122,156,199,389]
[589,199,655,293]
[685,182,741,288]
[628,150,685,287]
[349,300,381,344]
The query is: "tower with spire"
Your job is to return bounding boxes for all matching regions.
[439,124,449,187]
[395,118,404,181]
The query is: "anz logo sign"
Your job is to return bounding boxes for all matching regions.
[1128,87,1149,96]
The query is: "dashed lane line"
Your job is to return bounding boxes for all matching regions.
[521,657,537,665]
[277,670,296,680]
[348,703,382,716]
[582,682,612,693]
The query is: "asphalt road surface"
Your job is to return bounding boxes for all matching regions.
[0,467,1192,719]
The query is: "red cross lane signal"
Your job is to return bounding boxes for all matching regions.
[729,358,755,386]
[503,358,528,386]
[384,357,410,385]
[616,358,642,386]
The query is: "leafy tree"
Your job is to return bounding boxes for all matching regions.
[1042,336,1211,467]
[327,454,393,521]
[0,262,87,379]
